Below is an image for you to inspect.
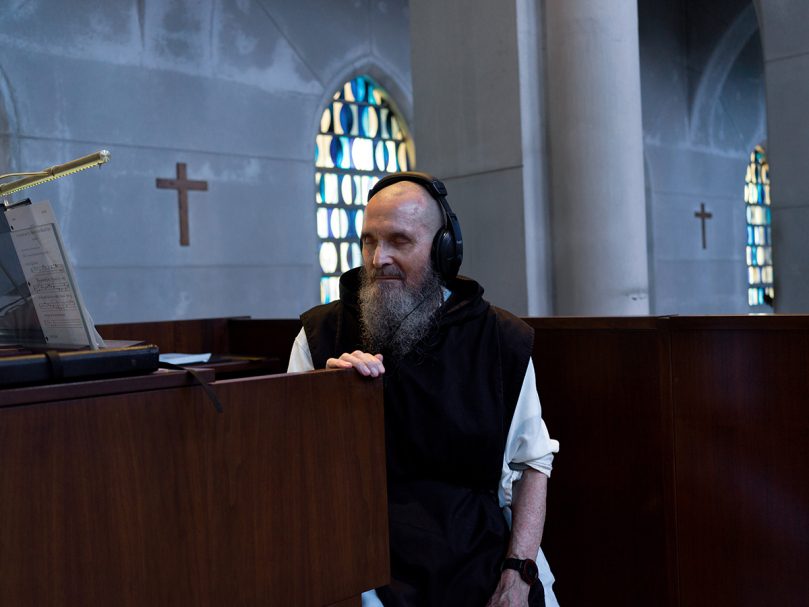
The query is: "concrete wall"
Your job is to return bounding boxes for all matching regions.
[0,0,411,323]
[409,0,536,315]
[640,0,766,314]
[755,0,809,312]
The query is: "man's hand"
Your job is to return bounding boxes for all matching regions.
[326,351,385,377]
[485,569,531,606]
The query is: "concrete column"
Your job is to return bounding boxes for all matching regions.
[545,0,649,315]
[754,0,809,312]
[409,0,552,315]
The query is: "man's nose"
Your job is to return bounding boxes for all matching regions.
[372,243,392,267]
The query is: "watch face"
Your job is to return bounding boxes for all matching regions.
[520,559,539,585]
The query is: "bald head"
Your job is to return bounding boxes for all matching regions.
[367,181,444,236]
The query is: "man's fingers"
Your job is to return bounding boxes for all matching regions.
[325,351,385,377]
[326,357,353,369]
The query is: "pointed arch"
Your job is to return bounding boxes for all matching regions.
[314,74,414,303]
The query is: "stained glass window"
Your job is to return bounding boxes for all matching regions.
[744,145,774,307]
[314,75,413,303]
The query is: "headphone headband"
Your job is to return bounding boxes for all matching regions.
[367,171,463,281]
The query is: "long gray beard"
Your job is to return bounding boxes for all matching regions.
[358,265,444,361]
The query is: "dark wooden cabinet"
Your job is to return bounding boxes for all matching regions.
[528,316,809,607]
[0,363,388,606]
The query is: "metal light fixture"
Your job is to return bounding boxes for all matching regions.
[0,150,111,204]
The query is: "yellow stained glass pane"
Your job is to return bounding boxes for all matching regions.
[320,107,331,133]
[341,174,353,204]
[320,277,340,303]
[343,82,354,102]
[374,141,386,172]
[333,102,344,135]
[319,242,338,274]
[386,141,397,172]
[330,208,348,239]
[379,107,390,139]
[316,135,334,169]
[317,208,329,238]
[365,106,379,138]
[352,138,374,172]
[398,142,409,171]
[324,173,339,204]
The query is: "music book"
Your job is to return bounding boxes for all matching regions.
[0,200,103,350]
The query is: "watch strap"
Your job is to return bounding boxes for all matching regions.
[502,557,539,586]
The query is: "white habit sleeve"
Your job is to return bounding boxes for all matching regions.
[287,327,314,372]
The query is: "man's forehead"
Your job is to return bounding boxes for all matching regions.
[365,181,439,228]
[370,180,431,205]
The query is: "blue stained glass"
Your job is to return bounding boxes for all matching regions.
[745,145,774,307]
[347,242,361,268]
[329,136,351,169]
[318,172,326,202]
[316,74,413,303]
[375,141,390,171]
[360,106,378,138]
[346,209,358,238]
[330,137,342,167]
[351,77,367,103]
[340,104,354,136]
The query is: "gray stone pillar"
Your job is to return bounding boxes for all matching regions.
[754,0,809,312]
[545,0,649,315]
[409,0,552,315]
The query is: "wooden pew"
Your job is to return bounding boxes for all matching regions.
[0,362,387,606]
[94,315,809,606]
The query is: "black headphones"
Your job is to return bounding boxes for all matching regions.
[367,171,463,281]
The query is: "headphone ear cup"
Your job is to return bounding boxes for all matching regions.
[432,229,456,281]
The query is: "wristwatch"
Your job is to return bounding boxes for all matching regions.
[502,557,539,586]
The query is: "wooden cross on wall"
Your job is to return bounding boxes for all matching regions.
[694,202,713,250]
[156,162,208,246]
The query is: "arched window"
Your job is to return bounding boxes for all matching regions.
[744,145,774,307]
[314,75,413,303]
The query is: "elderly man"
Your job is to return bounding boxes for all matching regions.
[288,172,559,607]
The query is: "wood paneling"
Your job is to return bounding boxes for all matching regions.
[669,322,809,607]
[0,369,388,606]
[90,315,809,605]
[527,316,809,607]
[97,317,235,354]
[527,321,675,607]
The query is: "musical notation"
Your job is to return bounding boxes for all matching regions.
[6,210,93,348]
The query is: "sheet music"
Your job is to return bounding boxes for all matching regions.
[5,202,98,348]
